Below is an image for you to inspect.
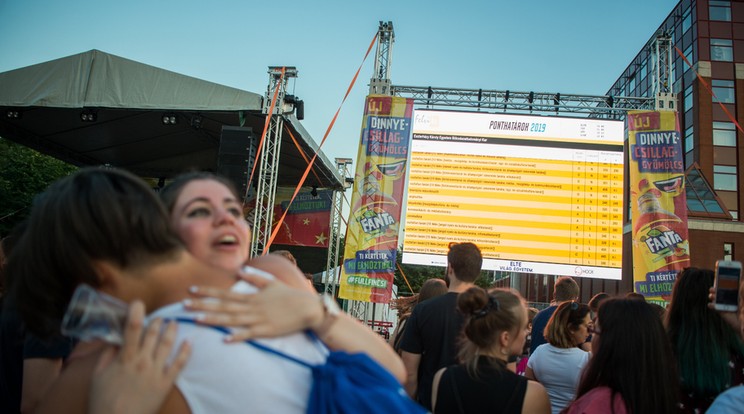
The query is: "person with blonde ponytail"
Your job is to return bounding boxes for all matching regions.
[431,287,550,413]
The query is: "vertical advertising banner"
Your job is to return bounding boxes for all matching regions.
[339,95,414,303]
[628,110,690,304]
[272,187,332,247]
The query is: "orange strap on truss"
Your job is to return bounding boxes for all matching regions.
[395,262,416,295]
[285,125,323,185]
[245,67,285,202]
[263,32,379,253]
[675,46,744,134]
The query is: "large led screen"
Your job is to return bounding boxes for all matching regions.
[402,110,625,280]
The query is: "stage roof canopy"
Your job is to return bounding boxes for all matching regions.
[0,49,344,189]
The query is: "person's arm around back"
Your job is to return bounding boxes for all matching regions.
[401,351,421,398]
[522,381,551,414]
[20,358,63,413]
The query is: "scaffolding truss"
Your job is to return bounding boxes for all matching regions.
[251,67,298,257]
[390,85,656,118]
[324,158,353,296]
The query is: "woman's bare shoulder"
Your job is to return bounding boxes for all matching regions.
[35,342,106,414]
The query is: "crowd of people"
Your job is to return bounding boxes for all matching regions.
[1,167,744,413]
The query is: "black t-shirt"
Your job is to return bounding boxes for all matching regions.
[399,292,464,410]
[0,298,24,414]
[434,357,528,414]
[0,297,74,414]
[529,305,556,355]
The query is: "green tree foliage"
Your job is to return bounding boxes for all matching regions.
[393,247,491,297]
[0,138,77,236]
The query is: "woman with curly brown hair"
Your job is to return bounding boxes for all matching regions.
[389,278,447,354]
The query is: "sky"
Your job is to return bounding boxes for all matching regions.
[0,0,679,176]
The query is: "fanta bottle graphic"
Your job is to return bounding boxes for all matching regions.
[633,179,689,273]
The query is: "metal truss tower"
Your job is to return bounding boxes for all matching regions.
[251,66,298,258]
[343,21,397,323]
[324,158,353,296]
[651,32,676,110]
[369,21,395,96]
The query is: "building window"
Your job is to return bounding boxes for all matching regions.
[714,165,738,191]
[732,211,739,220]
[640,62,647,80]
[713,121,737,146]
[712,80,736,104]
[682,6,692,32]
[684,84,694,111]
[685,126,694,153]
[710,0,732,21]
[628,76,636,92]
[724,243,733,260]
[711,39,733,62]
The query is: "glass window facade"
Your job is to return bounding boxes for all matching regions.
[714,165,738,191]
[685,125,694,153]
[724,243,733,260]
[684,84,694,111]
[710,0,732,21]
[711,39,733,62]
[686,166,727,215]
[713,122,737,147]
[712,80,736,104]
[682,6,692,32]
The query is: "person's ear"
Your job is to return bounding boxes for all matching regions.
[91,260,121,294]
[499,330,511,349]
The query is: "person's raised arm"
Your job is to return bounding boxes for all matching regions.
[708,286,742,340]
[89,301,191,414]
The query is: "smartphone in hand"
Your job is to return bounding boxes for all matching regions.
[714,260,742,312]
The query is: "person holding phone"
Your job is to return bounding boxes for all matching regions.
[713,260,742,313]
[708,261,744,413]
[665,267,744,413]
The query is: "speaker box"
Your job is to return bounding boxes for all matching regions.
[217,126,255,198]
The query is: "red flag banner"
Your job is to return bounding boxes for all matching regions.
[272,187,332,248]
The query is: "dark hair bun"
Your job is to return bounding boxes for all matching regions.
[457,287,489,315]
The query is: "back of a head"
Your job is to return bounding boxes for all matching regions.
[665,267,744,396]
[418,278,447,303]
[159,171,240,214]
[625,292,646,301]
[6,167,183,337]
[544,301,590,348]
[588,292,609,313]
[577,298,678,414]
[447,242,483,283]
[271,250,297,266]
[553,276,579,302]
[456,287,524,372]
